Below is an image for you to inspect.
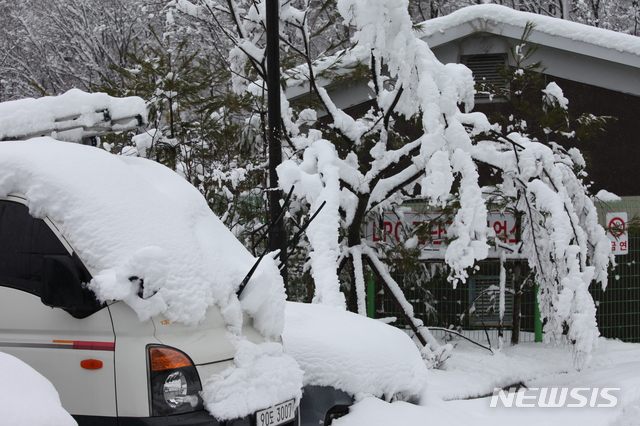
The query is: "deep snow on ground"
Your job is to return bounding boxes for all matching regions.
[283,299,640,426]
[334,335,640,426]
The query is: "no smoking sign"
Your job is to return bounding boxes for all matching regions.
[606,212,628,255]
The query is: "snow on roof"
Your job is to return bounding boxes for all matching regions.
[283,302,428,400]
[0,89,147,143]
[0,139,286,337]
[287,4,640,97]
[418,4,640,58]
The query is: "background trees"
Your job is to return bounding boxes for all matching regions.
[3,0,637,103]
[0,0,161,100]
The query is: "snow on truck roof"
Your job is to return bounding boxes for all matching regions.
[0,139,286,337]
[0,89,147,143]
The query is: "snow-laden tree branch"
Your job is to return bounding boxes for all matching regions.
[279,0,494,364]
[473,129,612,367]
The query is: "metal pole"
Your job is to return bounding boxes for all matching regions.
[266,0,288,288]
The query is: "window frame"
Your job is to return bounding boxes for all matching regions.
[0,194,104,317]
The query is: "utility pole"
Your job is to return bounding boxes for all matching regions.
[266,0,288,288]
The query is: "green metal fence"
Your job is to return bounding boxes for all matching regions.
[592,234,640,343]
[372,262,538,345]
[373,198,640,345]
[593,198,640,342]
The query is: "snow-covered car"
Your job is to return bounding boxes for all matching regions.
[0,139,302,426]
[284,302,429,425]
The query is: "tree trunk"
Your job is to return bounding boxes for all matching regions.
[342,194,371,311]
[364,255,428,347]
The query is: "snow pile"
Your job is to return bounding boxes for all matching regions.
[0,139,286,338]
[283,302,428,400]
[201,336,304,420]
[0,351,77,426]
[0,89,146,142]
[332,397,466,426]
[595,189,621,203]
[429,339,576,401]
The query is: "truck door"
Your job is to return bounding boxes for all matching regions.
[0,199,117,420]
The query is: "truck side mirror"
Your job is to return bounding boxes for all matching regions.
[40,255,101,319]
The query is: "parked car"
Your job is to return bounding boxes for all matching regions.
[0,138,301,426]
[284,302,429,426]
[0,351,77,426]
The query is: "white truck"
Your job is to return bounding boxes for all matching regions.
[0,138,301,426]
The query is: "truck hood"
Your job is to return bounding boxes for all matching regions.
[0,139,287,339]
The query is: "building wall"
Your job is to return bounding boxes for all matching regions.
[473,75,640,197]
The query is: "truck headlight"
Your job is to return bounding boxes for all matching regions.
[147,345,204,416]
[163,371,188,408]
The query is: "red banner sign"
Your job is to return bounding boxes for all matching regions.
[366,211,517,258]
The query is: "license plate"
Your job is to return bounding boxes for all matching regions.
[256,399,296,426]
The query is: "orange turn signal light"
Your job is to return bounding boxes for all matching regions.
[149,347,192,371]
[81,359,103,370]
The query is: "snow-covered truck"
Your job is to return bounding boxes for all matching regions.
[0,94,302,426]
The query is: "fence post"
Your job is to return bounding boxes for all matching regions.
[511,261,522,345]
[534,283,543,342]
[367,276,375,318]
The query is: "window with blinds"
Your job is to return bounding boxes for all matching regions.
[462,54,508,102]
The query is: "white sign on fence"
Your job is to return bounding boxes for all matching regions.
[606,212,628,255]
